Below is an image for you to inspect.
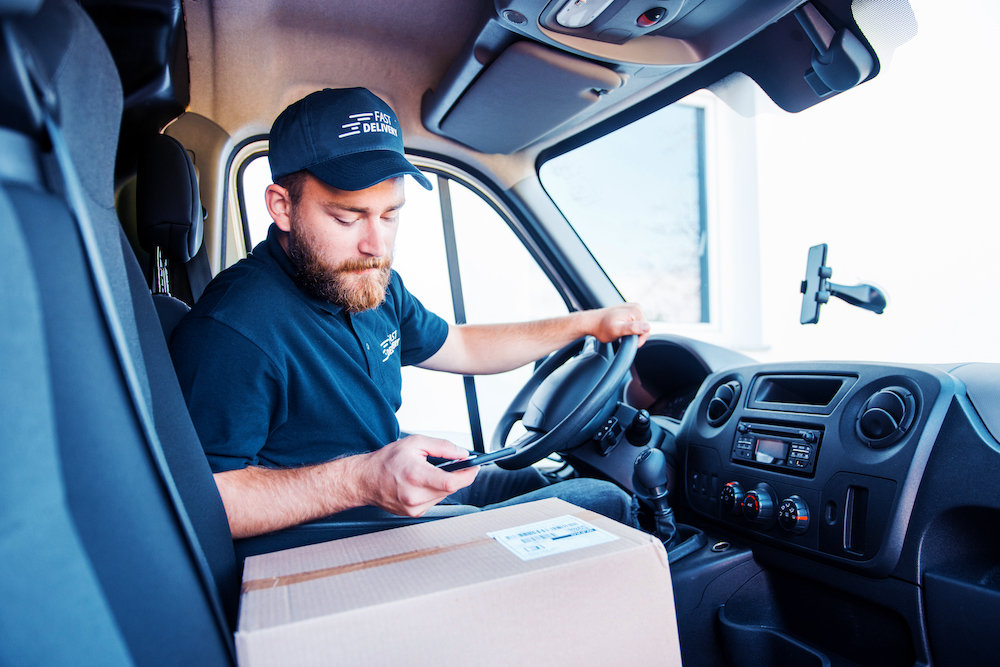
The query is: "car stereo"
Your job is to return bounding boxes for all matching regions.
[731,421,821,475]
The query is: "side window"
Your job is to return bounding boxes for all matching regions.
[236,155,566,450]
[395,172,567,450]
[239,154,275,248]
[540,102,709,324]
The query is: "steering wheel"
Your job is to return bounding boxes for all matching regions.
[492,335,638,469]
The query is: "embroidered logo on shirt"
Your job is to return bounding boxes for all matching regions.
[380,329,400,362]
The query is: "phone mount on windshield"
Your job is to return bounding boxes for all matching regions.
[800,243,887,324]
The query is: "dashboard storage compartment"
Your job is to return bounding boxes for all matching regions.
[718,606,829,667]
[236,498,681,665]
[717,570,915,666]
[924,570,1000,666]
[748,374,856,414]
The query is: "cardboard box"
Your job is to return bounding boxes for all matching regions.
[235,498,682,666]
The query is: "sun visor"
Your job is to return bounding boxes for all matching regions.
[431,41,622,154]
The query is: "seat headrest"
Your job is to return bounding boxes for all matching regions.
[13,0,123,210]
[135,133,204,263]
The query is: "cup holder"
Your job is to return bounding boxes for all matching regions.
[718,605,830,667]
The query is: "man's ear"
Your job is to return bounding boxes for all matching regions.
[265,184,293,232]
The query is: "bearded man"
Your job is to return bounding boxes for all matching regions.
[171,88,650,539]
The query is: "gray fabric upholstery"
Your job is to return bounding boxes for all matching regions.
[0,184,133,667]
[15,0,153,405]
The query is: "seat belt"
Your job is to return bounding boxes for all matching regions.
[437,176,486,452]
[185,241,213,301]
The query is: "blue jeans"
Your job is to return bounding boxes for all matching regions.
[432,467,638,528]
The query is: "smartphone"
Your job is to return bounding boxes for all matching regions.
[436,449,516,472]
[799,243,829,324]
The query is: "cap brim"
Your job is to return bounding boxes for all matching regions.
[307,150,432,191]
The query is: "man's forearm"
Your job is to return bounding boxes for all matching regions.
[213,435,477,539]
[429,314,598,375]
[214,458,367,539]
[419,304,650,375]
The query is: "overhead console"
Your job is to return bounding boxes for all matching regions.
[423,0,878,153]
[679,362,959,576]
[539,0,704,46]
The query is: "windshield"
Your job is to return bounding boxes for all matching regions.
[541,0,999,365]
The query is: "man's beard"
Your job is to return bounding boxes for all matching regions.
[285,216,392,313]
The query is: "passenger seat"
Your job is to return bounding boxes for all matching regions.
[1,0,237,662]
[135,132,205,339]
[0,114,135,667]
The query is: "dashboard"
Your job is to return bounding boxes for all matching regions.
[619,335,1000,665]
[626,334,1000,581]
[545,333,1000,665]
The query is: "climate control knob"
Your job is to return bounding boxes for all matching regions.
[720,482,744,515]
[742,484,777,527]
[778,495,810,534]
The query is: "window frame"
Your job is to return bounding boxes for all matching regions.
[230,138,269,260]
[539,99,712,325]
[534,88,764,353]
[408,154,582,314]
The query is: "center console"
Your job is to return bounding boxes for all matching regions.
[679,362,957,575]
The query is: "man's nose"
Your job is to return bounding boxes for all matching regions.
[358,220,389,257]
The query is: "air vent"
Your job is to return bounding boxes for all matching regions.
[707,380,742,427]
[856,386,916,448]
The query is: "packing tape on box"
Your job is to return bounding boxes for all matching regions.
[241,536,493,592]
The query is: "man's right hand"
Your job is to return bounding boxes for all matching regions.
[214,434,479,538]
[357,435,479,517]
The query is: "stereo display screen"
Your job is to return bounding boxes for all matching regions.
[755,437,788,464]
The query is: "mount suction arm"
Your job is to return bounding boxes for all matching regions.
[825,281,886,314]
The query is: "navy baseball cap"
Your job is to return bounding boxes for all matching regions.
[269,87,432,191]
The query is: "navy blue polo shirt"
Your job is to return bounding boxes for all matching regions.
[170,223,450,472]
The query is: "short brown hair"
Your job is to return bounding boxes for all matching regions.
[274,170,308,205]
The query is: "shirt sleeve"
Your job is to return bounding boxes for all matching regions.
[390,272,450,366]
[170,316,288,472]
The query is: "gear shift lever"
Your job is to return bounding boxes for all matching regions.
[633,447,677,545]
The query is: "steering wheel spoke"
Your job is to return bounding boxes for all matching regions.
[510,429,544,449]
[492,334,638,469]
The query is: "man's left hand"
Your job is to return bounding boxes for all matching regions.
[591,302,651,347]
